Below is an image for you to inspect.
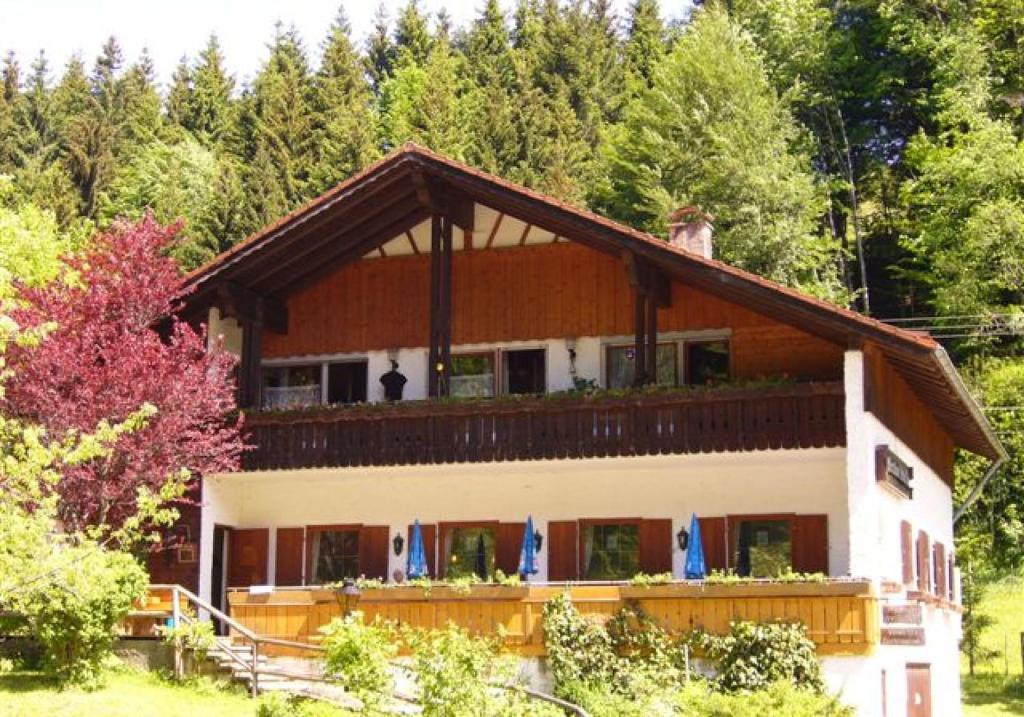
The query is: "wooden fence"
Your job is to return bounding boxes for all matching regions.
[227,581,878,657]
[243,382,846,471]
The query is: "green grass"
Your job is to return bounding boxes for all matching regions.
[0,669,356,717]
[963,575,1024,716]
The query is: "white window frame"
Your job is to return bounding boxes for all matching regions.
[600,330,732,389]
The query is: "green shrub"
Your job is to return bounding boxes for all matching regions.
[541,592,620,693]
[320,611,397,705]
[693,620,824,693]
[19,546,147,688]
[159,612,217,660]
[407,623,499,717]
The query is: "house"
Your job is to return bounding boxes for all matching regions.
[166,144,1004,717]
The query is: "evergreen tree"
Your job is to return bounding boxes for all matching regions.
[243,24,316,223]
[119,49,164,152]
[0,52,22,170]
[165,56,193,130]
[309,7,379,193]
[366,4,397,94]
[187,36,236,147]
[599,5,844,300]
[394,0,433,67]
[624,0,665,86]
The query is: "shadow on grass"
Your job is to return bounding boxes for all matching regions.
[0,670,60,694]
[963,674,1024,712]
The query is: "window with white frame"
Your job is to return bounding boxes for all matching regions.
[261,359,368,409]
[605,336,729,389]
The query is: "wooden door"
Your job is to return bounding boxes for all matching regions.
[906,664,931,717]
[228,528,269,588]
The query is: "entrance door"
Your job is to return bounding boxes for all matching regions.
[210,526,228,635]
[228,528,269,588]
[906,664,932,717]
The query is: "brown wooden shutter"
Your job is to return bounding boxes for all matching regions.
[699,517,727,572]
[639,519,673,575]
[358,525,390,581]
[916,530,931,593]
[791,514,829,574]
[547,521,578,581]
[900,521,914,586]
[228,528,269,587]
[408,523,437,577]
[496,522,526,577]
[275,527,305,586]
[933,543,946,600]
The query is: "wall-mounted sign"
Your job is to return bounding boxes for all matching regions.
[881,627,925,646]
[876,445,913,499]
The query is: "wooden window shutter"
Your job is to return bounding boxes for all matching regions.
[699,517,727,572]
[947,553,956,601]
[639,519,673,575]
[275,527,305,586]
[547,521,578,581]
[900,521,914,585]
[496,522,526,577]
[228,528,269,588]
[916,530,931,593]
[933,543,946,600]
[407,523,437,577]
[791,514,829,574]
[358,526,390,581]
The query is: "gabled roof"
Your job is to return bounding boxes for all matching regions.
[181,143,1005,462]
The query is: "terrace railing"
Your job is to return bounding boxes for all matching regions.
[242,382,846,471]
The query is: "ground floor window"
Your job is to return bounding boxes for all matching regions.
[582,522,640,580]
[731,517,792,577]
[606,343,678,389]
[685,340,730,386]
[309,528,360,583]
[442,524,496,579]
[450,354,496,398]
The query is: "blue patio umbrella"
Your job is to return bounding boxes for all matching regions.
[407,520,429,579]
[684,513,707,580]
[518,515,538,578]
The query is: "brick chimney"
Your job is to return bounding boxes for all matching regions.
[667,206,714,260]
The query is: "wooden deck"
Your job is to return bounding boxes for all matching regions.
[243,382,846,471]
[227,581,878,657]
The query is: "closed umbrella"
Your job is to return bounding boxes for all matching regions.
[517,515,538,579]
[407,520,428,578]
[684,513,706,580]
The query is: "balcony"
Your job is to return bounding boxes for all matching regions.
[242,382,846,471]
[226,580,879,657]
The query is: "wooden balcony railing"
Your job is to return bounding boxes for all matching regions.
[242,382,846,471]
[227,581,879,657]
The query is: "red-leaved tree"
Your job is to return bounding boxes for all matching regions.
[3,215,244,531]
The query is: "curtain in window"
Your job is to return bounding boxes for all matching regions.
[583,526,595,576]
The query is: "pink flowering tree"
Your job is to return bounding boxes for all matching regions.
[3,215,244,531]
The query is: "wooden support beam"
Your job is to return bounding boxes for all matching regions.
[440,215,453,392]
[239,319,264,409]
[634,289,647,388]
[216,282,288,335]
[405,230,420,255]
[463,227,473,251]
[518,223,532,246]
[645,294,657,385]
[427,213,455,398]
[485,213,504,248]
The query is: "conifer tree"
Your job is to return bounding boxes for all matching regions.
[624,0,665,86]
[394,0,433,67]
[187,36,236,147]
[366,4,397,94]
[119,49,164,152]
[310,7,379,194]
[0,52,22,170]
[165,56,193,131]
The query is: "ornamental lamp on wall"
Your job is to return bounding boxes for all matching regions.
[676,525,689,551]
[393,532,405,556]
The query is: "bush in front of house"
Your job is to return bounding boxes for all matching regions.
[691,620,825,693]
[18,545,148,688]
[320,611,397,707]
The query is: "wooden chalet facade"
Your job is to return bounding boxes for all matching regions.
[164,144,1002,716]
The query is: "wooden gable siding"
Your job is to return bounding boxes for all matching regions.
[263,242,843,380]
[863,344,955,484]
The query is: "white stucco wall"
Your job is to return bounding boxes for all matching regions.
[206,306,243,356]
[199,447,848,593]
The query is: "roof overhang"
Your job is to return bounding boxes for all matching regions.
[179,143,1005,463]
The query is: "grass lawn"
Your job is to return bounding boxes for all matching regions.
[963,576,1024,717]
[0,669,355,717]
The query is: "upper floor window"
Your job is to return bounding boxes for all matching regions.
[262,359,367,410]
[450,348,547,399]
[606,338,729,390]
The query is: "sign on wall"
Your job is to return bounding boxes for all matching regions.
[876,445,914,499]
